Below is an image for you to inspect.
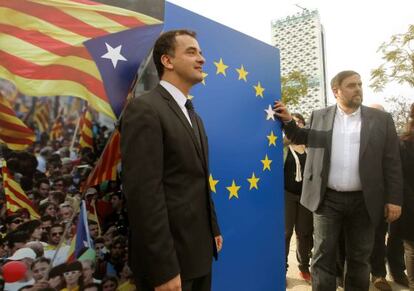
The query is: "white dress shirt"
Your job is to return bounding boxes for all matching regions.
[160,80,192,126]
[327,105,362,191]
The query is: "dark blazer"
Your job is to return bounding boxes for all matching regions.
[120,85,220,287]
[283,105,403,225]
[397,139,414,241]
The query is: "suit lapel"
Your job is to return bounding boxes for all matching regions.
[322,105,336,157]
[359,106,372,158]
[157,85,207,168]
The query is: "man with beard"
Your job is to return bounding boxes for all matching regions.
[274,70,403,291]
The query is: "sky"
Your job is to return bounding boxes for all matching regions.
[169,0,414,107]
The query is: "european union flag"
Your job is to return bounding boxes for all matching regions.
[165,3,284,290]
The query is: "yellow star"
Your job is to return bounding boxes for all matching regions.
[209,174,219,193]
[201,72,208,85]
[214,58,228,76]
[236,65,248,81]
[261,154,272,171]
[226,180,241,199]
[267,130,277,146]
[253,82,265,98]
[247,173,260,190]
[187,95,194,100]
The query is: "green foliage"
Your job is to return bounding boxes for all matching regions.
[281,70,309,105]
[370,24,414,91]
[384,95,412,133]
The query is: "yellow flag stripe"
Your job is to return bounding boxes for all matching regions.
[0,66,116,119]
[1,33,101,80]
[29,0,162,25]
[0,7,89,45]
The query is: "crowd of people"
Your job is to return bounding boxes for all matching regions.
[280,71,414,291]
[0,113,135,290]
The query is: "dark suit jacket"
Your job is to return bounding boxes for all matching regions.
[120,85,220,287]
[283,105,403,226]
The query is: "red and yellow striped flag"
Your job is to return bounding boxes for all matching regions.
[0,0,161,119]
[2,160,40,219]
[50,108,64,140]
[34,99,50,133]
[0,93,35,150]
[79,108,93,150]
[84,129,121,189]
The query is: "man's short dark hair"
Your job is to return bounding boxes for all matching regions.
[330,70,360,89]
[153,29,197,78]
[31,257,51,270]
[36,178,50,188]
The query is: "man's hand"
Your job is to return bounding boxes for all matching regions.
[215,235,223,252]
[273,101,292,122]
[384,203,401,223]
[155,274,181,291]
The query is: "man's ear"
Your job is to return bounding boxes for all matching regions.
[160,54,173,70]
[332,87,339,98]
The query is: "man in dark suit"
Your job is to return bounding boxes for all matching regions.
[121,30,222,291]
[274,70,403,291]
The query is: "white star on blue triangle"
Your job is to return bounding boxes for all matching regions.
[101,42,127,68]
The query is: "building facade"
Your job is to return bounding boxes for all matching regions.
[271,9,328,118]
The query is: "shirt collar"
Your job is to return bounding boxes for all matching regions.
[336,104,361,117]
[160,80,188,108]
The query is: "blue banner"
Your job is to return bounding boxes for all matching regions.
[164,3,284,290]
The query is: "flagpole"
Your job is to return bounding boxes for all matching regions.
[69,111,81,152]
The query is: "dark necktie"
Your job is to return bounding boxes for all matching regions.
[185,99,202,148]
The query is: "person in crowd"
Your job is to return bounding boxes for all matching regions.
[17,220,43,241]
[44,223,70,266]
[88,220,100,241]
[5,213,24,231]
[40,215,55,241]
[52,176,65,192]
[36,146,52,173]
[94,237,107,260]
[4,247,36,291]
[121,29,222,291]
[102,276,118,291]
[81,259,101,285]
[274,70,403,291]
[40,191,66,209]
[84,282,102,291]
[100,237,126,278]
[25,241,45,258]
[48,263,66,290]
[284,113,313,284]
[36,178,51,201]
[116,264,136,291]
[59,203,74,223]
[61,157,74,175]
[397,103,414,290]
[0,237,6,259]
[103,191,128,236]
[61,261,84,291]
[40,202,59,219]
[32,257,51,282]
[368,104,408,290]
[4,230,30,255]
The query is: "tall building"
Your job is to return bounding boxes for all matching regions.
[271,9,327,118]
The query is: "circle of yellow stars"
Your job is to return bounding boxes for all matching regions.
[192,57,278,200]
